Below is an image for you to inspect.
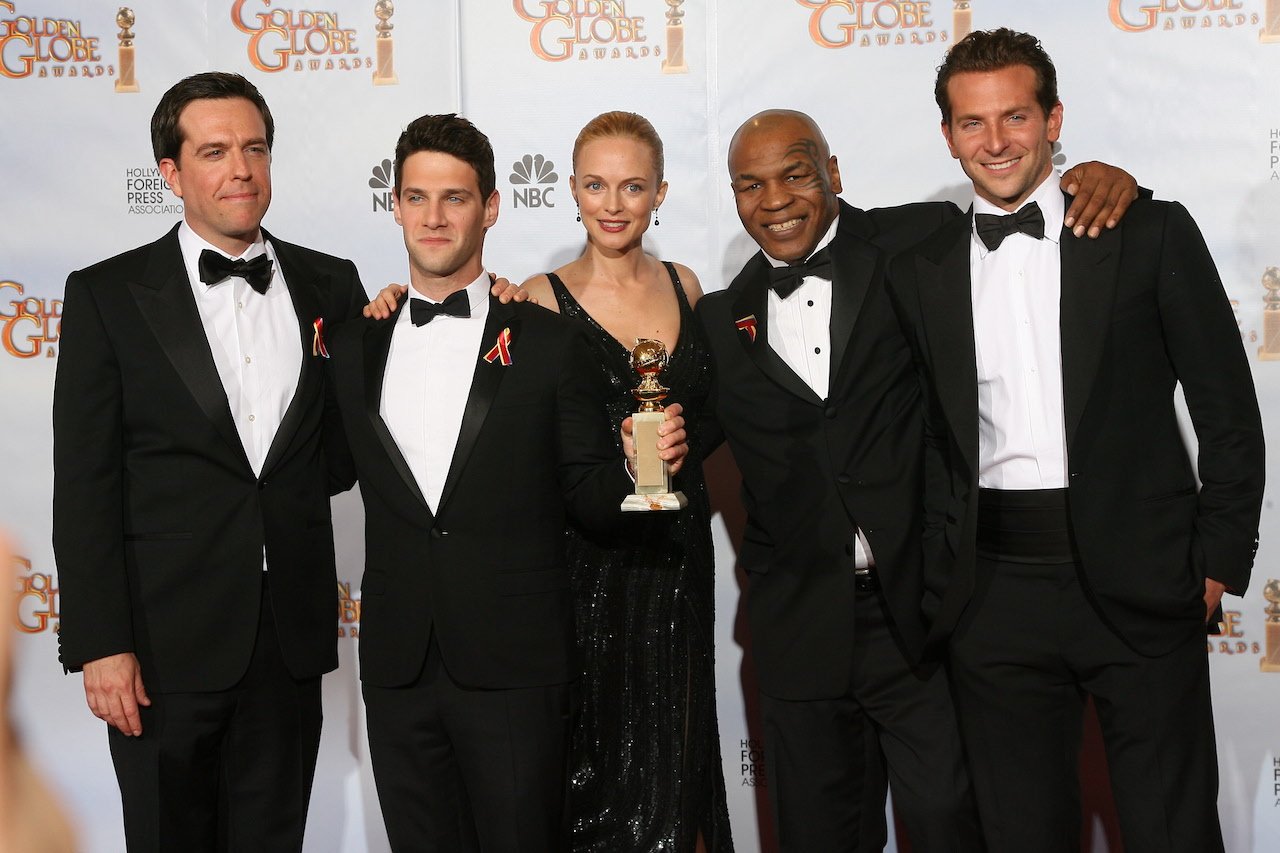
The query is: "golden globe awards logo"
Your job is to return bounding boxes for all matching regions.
[0,1,114,80]
[12,555,60,634]
[1109,0,1260,33]
[337,580,361,638]
[231,0,370,74]
[1,280,60,359]
[796,0,953,49]
[514,0,663,64]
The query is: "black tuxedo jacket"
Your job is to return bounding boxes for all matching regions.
[53,224,367,692]
[888,196,1265,657]
[697,199,957,700]
[325,298,632,690]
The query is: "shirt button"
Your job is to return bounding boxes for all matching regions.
[807,300,814,307]
[245,356,252,364]
[237,302,244,310]
[814,346,821,354]
[248,414,256,422]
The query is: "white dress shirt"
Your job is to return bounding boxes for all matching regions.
[178,222,302,479]
[763,218,874,569]
[970,172,1068,490]
[380,271,491,514]
[765,218,838,401]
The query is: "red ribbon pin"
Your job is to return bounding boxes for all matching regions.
[735,314,757,343]
[483,327,513,366]
[312,317,329,358]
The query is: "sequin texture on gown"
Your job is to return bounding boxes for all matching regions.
[547,264,733,852]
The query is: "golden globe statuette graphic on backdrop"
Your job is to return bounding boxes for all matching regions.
[661,0,687,74]
[1262,0,1280,42]
[372,0,398,85]
[1261,579,1280,672]
[114,7,138,93]
[953,0,971,42]
[1261,267,1280,360]
[622,338,687,512]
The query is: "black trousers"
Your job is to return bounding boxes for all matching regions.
[759,583,983,852]
[362,637,572,853]
[950,545,1222,852]
[108,576,323,853]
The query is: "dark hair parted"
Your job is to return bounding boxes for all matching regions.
[150,72,274,164]
[934,28,1059,124]
[394,114,496,199]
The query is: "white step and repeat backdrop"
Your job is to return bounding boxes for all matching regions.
[3,1,1279,850]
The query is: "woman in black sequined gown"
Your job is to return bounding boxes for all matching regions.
[522,112,733,853]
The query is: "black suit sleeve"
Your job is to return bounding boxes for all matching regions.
[322,260,367,496]
[52,273,135,670]
[1155,202,1265,593]
[886,256,952,621]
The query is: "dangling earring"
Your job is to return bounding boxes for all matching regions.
[652,208,660,227]
[575,205,581,223]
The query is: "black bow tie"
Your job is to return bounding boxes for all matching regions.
[409,291,471,326]
[198,249,274,294]
[768,246,832,299]
[974,201,1046,251]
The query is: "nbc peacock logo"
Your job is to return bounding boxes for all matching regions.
[369,158,394,214]
[509,154,559,210]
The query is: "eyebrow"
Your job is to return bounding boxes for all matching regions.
[580,173,648,183]
[193,138,268,153]
[401,186,474,197]
[733,158,808,183]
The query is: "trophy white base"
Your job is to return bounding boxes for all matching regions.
[621,491,688,512]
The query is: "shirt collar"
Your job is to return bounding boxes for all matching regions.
[178,220,268,263]
[406,269,491,313]
[971,170,1064,258]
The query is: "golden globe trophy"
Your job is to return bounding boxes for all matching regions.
[372,0,399,86]
[661,0,688,74]
[1260,267,1280,360]
[622,339,687,512]
[953,1,972,43]
[1262,0,1280,42]
[1261,579,1280,672]
[114,7,139,93]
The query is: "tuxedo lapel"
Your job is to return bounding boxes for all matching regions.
[730,259,823,406]
[1059,219,1120,451]
[916,218,979,474]
[827,228,878,383]
[436,297,519,515]
[259,234,322,478]
[128,227,250,470]
[363,307,433,517]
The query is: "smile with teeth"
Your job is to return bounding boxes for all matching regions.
[598,220,628,231]
[767,218,803,233]
[983,157,1021,172]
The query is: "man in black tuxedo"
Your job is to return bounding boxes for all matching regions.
[324,113,686,852]
[696,110,1139,851]
[53,73,367,851]
[887,29,1265,853]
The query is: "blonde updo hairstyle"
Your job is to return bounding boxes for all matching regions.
[572,111,665,184]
